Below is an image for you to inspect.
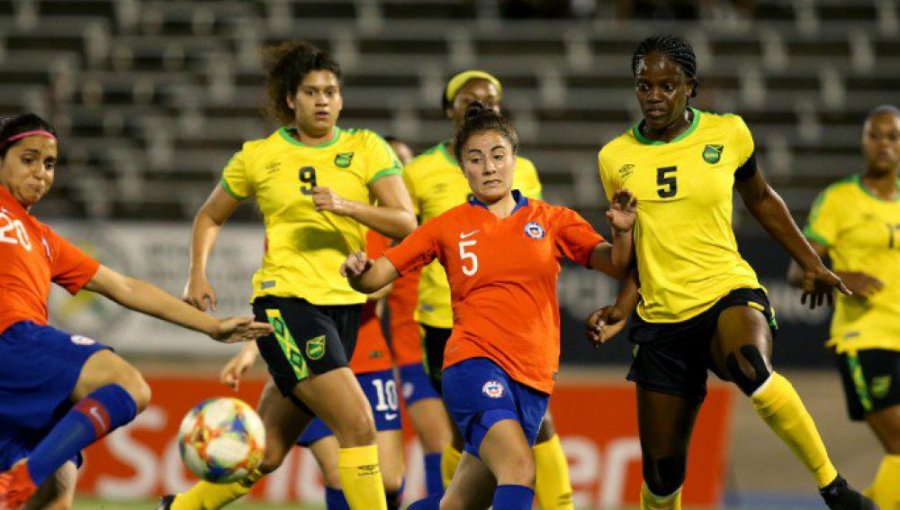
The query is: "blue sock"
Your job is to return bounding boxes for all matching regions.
[27,384,137,485]
[387,478,405,510]
[424,452,444,496]
[493,484,534,510]
[325,487,350,510]
[407,494,441,510]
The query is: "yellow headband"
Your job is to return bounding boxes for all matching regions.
[445,70,503,103]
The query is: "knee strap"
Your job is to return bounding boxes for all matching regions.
[727,345,771,396]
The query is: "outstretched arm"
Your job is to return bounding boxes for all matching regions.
[586,270,640,347]
[84,265,272,343]
[788,241,883,304]
[736,169,849,307]
[341,252,402,294]
[184,185,242,311]
[587,190,637,278]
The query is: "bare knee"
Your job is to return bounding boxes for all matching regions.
[494,448,535,487]
[642,454,686,496]
[333,411,376,447]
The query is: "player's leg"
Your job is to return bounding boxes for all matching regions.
[23,461,76,510]
[636,387,700,510]
[865,403,900,509]
[532,412,574,510]
[709,295,872,508]
[407,453,496,510]
[421,325,465,486]
[400,362,452,496]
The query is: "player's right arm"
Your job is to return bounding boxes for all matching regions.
[585,270,640,347]
[84,265,272,343]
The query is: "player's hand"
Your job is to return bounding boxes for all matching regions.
[220,343,260,391]
[183,274,218,312]
[834,271,884,301]
[340,251,373,277]
[312,186,353,216]
[586,305,628,347]
[209,316,274,344]
[606,189,638,233]
[801,264,852,309]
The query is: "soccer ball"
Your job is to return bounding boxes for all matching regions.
[177,397,266,483]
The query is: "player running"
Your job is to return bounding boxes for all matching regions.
[404,70,574,508]
[788,104,900,510]
[342,102,636,510]
[588,34,875,510]
[0,113,272,510]
[160,41,416,510]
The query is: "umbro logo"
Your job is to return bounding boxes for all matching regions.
[618,164,635,178]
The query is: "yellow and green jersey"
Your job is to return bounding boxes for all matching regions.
[804,175,900,353]
[403,141,543,328]
[599,108,761,322]
[221,126,402,305]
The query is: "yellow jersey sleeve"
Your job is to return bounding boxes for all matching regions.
[731,115,756,166]
[514,157,543,199]
[597,146,617,202]
[362,131,403,184]
[221,148,253,199]
[804,187,841,247]
[402,164,420,215]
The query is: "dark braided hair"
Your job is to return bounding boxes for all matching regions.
[453,101,518,162]
[262,41,342,126]
[631,35,698,97]
[0,114,57,157]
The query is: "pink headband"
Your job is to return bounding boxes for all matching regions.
[4,130,57,146]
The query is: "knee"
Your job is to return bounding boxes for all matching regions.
[321,467,342,490]
[726,345,772,396]
[382,471,405,495]
[334,411,376,447]
[642,454,686,496]
[259,439,293,474]
[114,365,151,412]
[496,447,536,487]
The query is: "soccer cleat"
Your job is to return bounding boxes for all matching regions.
[0,461,38,510]
[155,495,176,510]
[819,475,878,510]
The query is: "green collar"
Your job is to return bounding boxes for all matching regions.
[632,107,701,145]
[854,174,900,202]
[438,141,458,166]
[279,126,342,148]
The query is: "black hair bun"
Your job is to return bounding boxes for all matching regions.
[464,101,488,121]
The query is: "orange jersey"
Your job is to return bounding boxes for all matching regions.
[384,193,604,394]
[387,266,423,366]
[0,186,99,334]
[349,230,394,374]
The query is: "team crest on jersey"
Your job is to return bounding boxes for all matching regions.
[482,380,505,399]
[524,221,545,239]
[702,144,724,164]
[334,152,354,168]
[617,164,635,178]
[306,335,327,360]
[871,375,892,399]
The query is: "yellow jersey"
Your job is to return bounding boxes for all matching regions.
[221,126,402,305]
[599,108,761,322]
[804,175,900,353]
[403,142,543,328]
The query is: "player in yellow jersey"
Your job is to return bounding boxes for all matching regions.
[588,35,874,510]
[788,105,900,510]
[403,70,574,509]
[158,41,416,510]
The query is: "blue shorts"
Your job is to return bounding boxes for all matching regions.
[0,321,110,470]
[297,369,402,446]
[398,362,440,406]
[441,357,549,458]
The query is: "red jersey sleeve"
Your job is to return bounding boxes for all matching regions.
[44,226,101,294]
[383,219,440,275]
[365,229,392,259]
[552,207,605,267]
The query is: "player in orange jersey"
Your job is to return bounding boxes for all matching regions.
[340,102,636,510]
[384,135,453,498]
[0,113,272,510]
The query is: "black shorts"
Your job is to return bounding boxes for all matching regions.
[420,324,452,395]
[836,349,900,421]
[253,296,361,400]
[627,287,776,402]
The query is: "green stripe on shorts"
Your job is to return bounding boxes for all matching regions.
[265,309,309,382]
[846,352,872,412]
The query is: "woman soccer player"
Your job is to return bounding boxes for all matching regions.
[0,113,273,510]
[342,102,636,510]
[404,70,573,508]
[162,41,416,510]
[589,34,875,510]
[788,104,900,509]
[220,230,406,510]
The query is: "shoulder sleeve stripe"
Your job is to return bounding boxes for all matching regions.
[803,225,831,247]
[369,165,403,184]
[220,178,248,200]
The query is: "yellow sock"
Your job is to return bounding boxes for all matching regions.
[171,469,262,510]
[750,372,838,488]
[872,454,900,509]
[533,434,574,509]
[640,482,682,510]
[440,444,462,488]
[338,445,387,510]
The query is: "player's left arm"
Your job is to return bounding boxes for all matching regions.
[587,190,637,278]
[83,265,273,343]
[735,167,850,307]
